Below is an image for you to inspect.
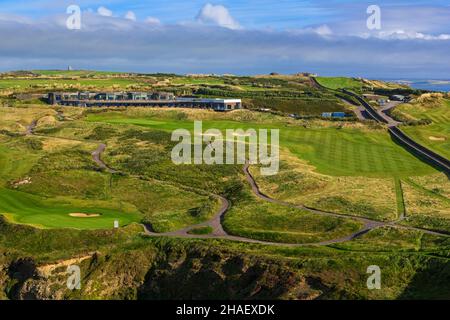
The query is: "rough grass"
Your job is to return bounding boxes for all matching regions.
[111,176,221,233]
[223,188,363,244]
[401,180,450,233]
[249,154,398,221]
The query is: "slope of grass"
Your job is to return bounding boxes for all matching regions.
[223,190,364,244]
[315,77,363,90]
[0,187,142,230]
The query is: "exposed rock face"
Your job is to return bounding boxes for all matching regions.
[137,248,319,300]
[1,245,324,300]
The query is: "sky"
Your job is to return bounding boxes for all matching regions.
[0,0,449,78]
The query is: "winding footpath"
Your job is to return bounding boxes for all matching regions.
[92,144,449,247]
[24,109,449,248]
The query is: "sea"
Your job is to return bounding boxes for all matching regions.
[385,79,450,92]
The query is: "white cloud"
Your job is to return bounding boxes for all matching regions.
[375,30,450,41]
[124,11,136,21]
[0,13,449,78]
[97,6,113,17]
[145,17,161,25]
[196,3,241,30]
[314,25,332,36]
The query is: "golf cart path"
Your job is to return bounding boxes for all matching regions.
[91,143,449,246]
[25,120,37,135]
[23,116,449,246]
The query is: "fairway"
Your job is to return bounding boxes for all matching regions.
[315,77,363,90]
[87,113,436,177]
[0,187,141,230]
[398,99,450,159]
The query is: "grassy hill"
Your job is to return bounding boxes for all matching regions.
[391,94,450,160]
[0,71,449,300]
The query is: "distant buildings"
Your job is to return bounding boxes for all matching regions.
[47,91,242,111]
[390,95,407,102]
[296,72,318,77]
[322,112,347,118]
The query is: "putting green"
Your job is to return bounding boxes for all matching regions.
[87,114,436,177]
[0,187,141,230]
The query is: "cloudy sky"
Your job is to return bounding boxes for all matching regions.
[0,0,449,78]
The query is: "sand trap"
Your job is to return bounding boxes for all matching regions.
[429,136,446,141]
[69,213,101,218]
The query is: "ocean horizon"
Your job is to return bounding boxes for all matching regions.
[382,79,450,92]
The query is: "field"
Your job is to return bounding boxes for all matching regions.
[249,153,399,221]
[315,77,364,90]
[86,111,436,177]
[223,188,364,243]
[0,71,449,300]
[0,187,141,230]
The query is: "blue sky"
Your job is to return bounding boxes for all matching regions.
[0,0,449,78]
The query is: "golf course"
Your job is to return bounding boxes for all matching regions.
[0,71,449,300]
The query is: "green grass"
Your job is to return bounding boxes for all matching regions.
[111,176,221,233]
[32,70,125,76]
[315,77,363,90]
[171,77,226,85]
[0,78,141,90]
[394,178,406,219]
[0,144,42,185]
[223,191,363,244]
[187,226,213,235]
[395,98,450,159]
[0,187,141,230]
[87,113,436,177]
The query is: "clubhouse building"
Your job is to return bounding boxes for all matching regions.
[47,92,242,112]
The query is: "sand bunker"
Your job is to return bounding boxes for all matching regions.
[69,213,101,218]
[429,136,446,141]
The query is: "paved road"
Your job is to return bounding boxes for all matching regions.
[378,101,402,127]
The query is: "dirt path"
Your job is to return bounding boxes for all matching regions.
[92,144,117,174]
[25,120,37,135]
